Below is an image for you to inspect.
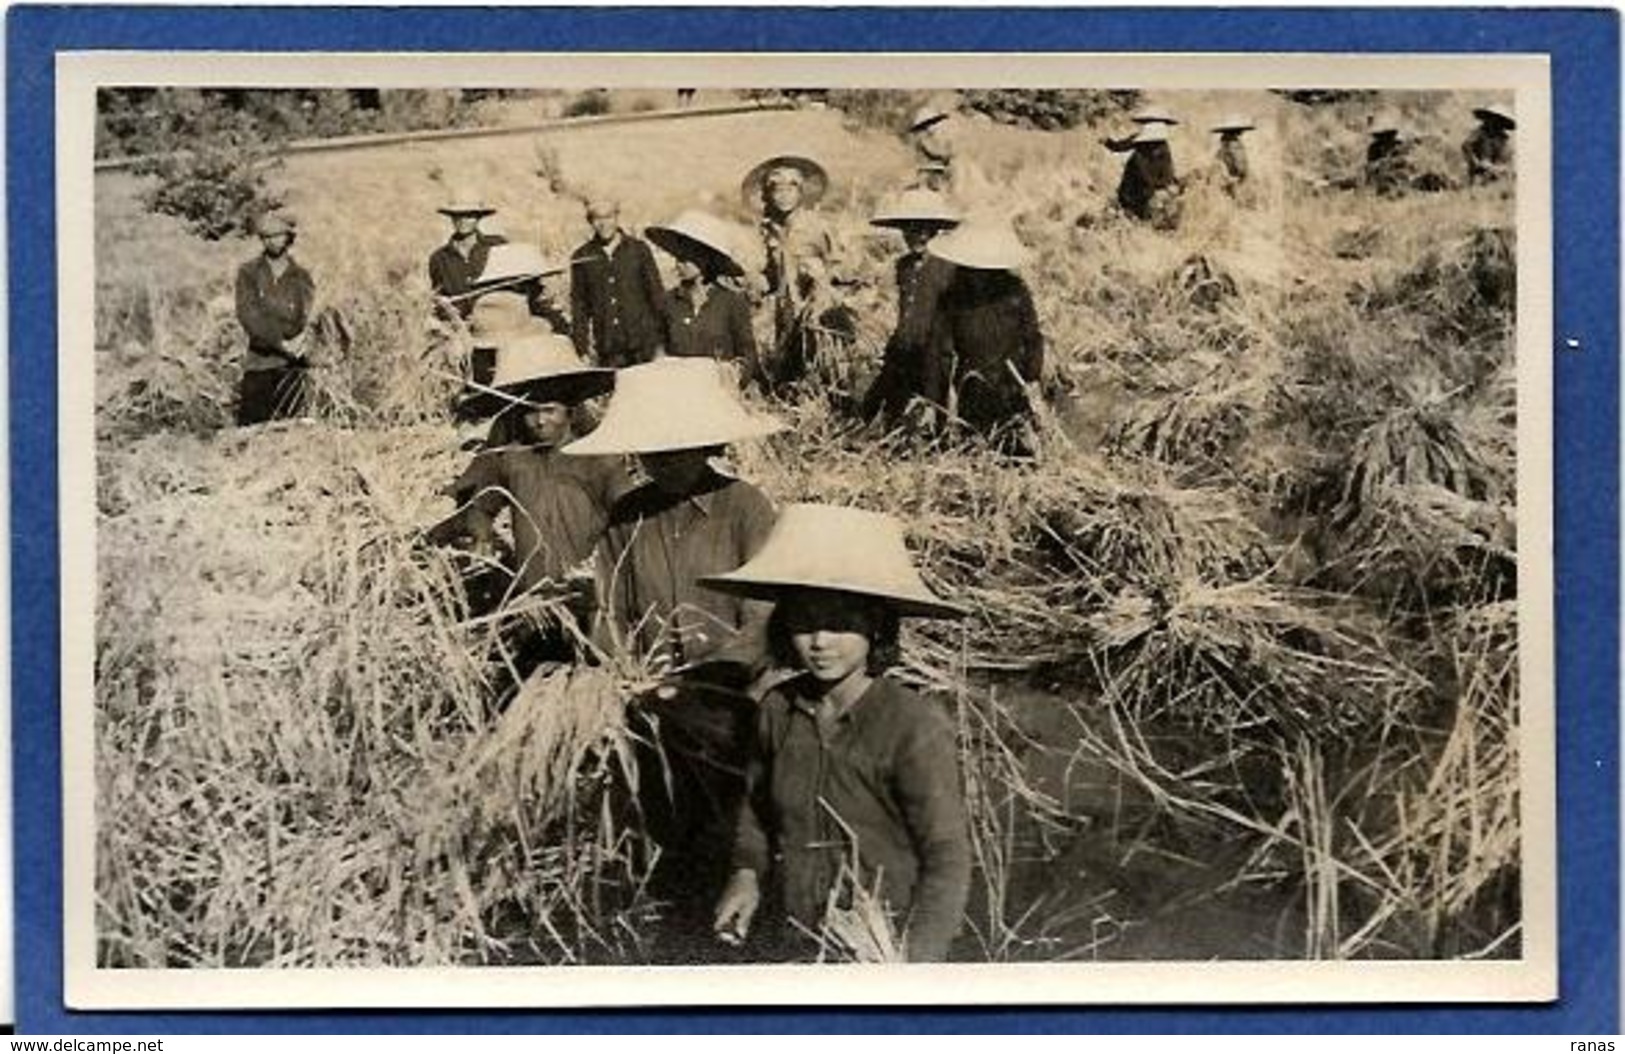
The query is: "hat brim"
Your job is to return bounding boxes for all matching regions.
[459,370,614,418]
[870,214,960,231]
[1472,108,1516,129]
[439,206,497,218]
[699,575,968,620]
[563,414,783,456]
[908,112,950,134]
[1212,123,1255,134]
[646,226,746,277]
[740,155,830,208]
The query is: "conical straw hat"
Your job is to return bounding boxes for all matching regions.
[1131,106,1179,126]
[256,211,297,237]
[869,187,962,229]
[462,332,613,416]
[1369,114,1402,136]
[468,292,534,343]
[479,243,565,285]
[1472,104,1516,130]
[1211,115,1256,133]
[645,210,748,277]
[741,154,830,208]
[702,503,966,619]
[438,187,497,217]
[908,103,952,133]
[562,358,785,456]
[927,219,1030,271]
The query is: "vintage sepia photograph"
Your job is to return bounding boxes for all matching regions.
[60,51,1554,1008]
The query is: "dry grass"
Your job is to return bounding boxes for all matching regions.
[95,93,1521,965]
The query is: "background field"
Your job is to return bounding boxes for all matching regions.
[93,89,1520,968]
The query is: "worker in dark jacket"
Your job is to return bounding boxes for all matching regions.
[860,187,960,425]
[646,209,762,389]
[1365,121,1414,196]
[234,211,315,426]
[1108,124,1180,223]
[569,199,667,367]
[1463,105,1515,186]
[564,357,783,963]
[705,503,971,963]
[921,220,1045,447]
[1211,115,1255,190]
[906,103,956,192]
[432,331,624,669]
[428,189,505,320]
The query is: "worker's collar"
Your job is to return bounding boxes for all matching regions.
[595,230,624,253]
[786,673,883,724]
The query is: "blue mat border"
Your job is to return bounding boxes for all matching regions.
[9,5,1618,1035]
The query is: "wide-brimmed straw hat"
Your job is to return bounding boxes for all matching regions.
[927,219,1030,271]
[1369,115,1402,137]
[563,358,784,456]
[461,332,613,417]
[438,187,497,217]
[1131,106,1180,126]
[1131,124,1170,146]
[478,243,565,286]
[869,188,962,230]
[468,292,534,342]
[701,503,966,619]
[740,154,830,208]
[907,103,953,134]
[1472,104,1516,130]
[1211,115,1256,134]
[645,210,748,277]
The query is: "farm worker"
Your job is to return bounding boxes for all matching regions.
[434,331,625,659]
[234,211,315,426]
[563,357,782,958]
[568,199,667,368]
[1211,115,1255,187]
[645,209,763,389]
[742,154,856,393]
[920,219,1046,448]
[1364,120,1415,197]
[1108,124,1180,224]
[705,503,972,962]
[1100,103,1180,152]
[906,102,956,192]
[428,188,505,320]
[1463,104,1515,186]
[859,187,961,425]
[458,243,568,397]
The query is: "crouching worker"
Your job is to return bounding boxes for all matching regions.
[563,357,782,962]
[429,331,625,675]
[705,503,972,962]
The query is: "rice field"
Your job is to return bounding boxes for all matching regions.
[93,90,1521,968]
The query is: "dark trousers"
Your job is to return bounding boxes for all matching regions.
[237,366,308,426]
[632,675,758,963]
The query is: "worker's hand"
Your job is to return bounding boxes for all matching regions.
[713,869,761,946]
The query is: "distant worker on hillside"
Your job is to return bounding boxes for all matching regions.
[1463,104,1515,186]
[906,102,957,192]
[1108,124,1181,226]
[646,209,763,389]
[428,188,505,320]
[860,187,961,425]
[1211,116,1255,192]
[743,154,855,393]
[234,211,316,426]
[921,219,1046,450]
[1364,120,1415,197]
[569,199,666,368]
[1102,104,1180,152]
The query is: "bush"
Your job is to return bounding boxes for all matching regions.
[562,90,613,119]
[825,89,931,134]
[130,112,284,242]
[960,89,1139,130]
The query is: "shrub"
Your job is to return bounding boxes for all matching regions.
[563,90,613,119]
[960,89,1139,130]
